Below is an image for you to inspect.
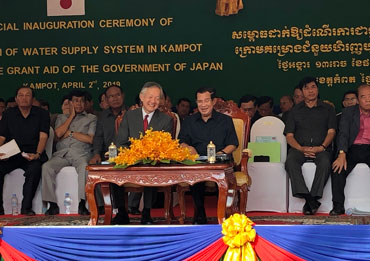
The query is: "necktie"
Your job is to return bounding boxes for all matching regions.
[143,114,149,132]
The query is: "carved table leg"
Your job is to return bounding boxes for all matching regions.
[163,186,171,224]
[217,180,228,224]
[177,185,186,224]
[86,177,98,226]
[101,182,112,225]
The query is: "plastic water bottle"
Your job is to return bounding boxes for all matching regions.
[11,194,18,216]
[108,142,117,162]
[345,208,353,216]
[64,193,72,214]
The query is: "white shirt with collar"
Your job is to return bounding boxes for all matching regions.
[141,108,154,124]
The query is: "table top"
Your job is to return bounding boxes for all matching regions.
[87,162,233,172]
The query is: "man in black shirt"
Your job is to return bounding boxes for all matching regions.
[0,86,49,215]
[284,77,336,215]
[178,87,239,224]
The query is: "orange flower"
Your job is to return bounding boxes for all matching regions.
[114,129,198,168]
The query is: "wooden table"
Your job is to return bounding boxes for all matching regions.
[86,163,235,225]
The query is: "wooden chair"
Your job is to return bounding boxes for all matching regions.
[121,105,177,224]
[177,99,251,224]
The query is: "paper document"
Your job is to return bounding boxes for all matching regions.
[0,139,21,159]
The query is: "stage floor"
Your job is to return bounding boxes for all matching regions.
[1,194,368,226]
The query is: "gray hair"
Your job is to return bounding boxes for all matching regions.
[140,82,164,99]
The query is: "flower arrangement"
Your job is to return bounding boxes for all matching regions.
[113,129,199,168]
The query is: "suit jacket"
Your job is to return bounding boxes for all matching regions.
[115,108,173,148]
[336,104,360,153]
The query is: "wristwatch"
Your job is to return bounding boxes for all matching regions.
[69,131,74,138]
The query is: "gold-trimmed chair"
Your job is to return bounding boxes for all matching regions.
[177,99,251,224]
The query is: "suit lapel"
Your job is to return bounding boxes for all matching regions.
[148,110,160,130]
[133,108,144,134]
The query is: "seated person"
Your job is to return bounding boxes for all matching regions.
[0,86,49,215]
[293,85,304,105]
[42,90,97,215]
[279,95,294,123]
[178,87,238,224]
[176,98,191,123]
[83,91,100,116]
[114,82,173,225]
[6,97,17,109]
[284,77,336,215]
[257,96,275,117]
[330,84,370,215]
[239,94,260,125]
[98,92,109,111]
[89,85,126,214]
[336,90,358,123]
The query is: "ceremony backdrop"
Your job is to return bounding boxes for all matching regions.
[0,0,369,112]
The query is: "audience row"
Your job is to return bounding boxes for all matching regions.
[0,77,369,225]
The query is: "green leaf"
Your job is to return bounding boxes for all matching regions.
[114,164,129,169]
[160,159,171,164]
[114,161,141,169]
[151,160,157,165]
[142,158,152,164]
[179,159,202,165]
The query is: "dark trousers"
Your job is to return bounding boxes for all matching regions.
[0,154,42,211]
[128,192,142,209]
[112,185,157,209]
[331,144,370,205]
[191,182,206,210]
[285,148,332,199]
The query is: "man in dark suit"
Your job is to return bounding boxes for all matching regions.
[114,82,173,224]
[330,84,370,215]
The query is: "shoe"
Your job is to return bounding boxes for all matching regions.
[21,209,36,216]
[193,216,208,225]
[302,202,312,215]
[308,200,321,215]
[128,207,141,215]
[140,208,153,225]
[329,208,345,216]
[78,202,90,216]
[329,203,345,216]
[193,206,207,224]
[45,205,60,216]
[111,211,130,225]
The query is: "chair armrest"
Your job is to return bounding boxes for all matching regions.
[240,149,252,186]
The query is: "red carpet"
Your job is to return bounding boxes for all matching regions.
[0,195,364,226]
